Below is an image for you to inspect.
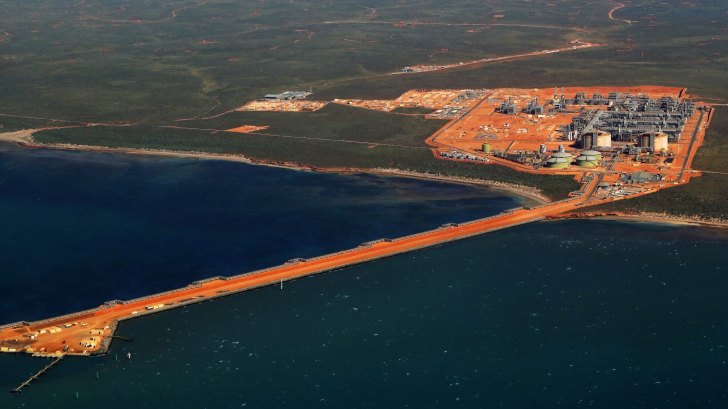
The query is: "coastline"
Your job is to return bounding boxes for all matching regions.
[367,168,551,205]
[0,129,551,205]
[4,130,726,229]
[548,211,728,229]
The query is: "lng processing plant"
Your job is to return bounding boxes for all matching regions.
[0,85,714,371]
[423,86,711,185]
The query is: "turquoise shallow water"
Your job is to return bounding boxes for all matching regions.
[2,145,728,408]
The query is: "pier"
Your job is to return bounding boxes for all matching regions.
[0,176,626,356]
[11,356,64,393]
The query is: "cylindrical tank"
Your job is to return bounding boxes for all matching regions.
[580,150,602,160]
[653,133,669,151]
[547,152,572,169]
[546,157,570,169]
[575,155,599,168]
[639,133,652,148]
[482,143,491,153]
[596,131,612,148]
[581,133,595,149]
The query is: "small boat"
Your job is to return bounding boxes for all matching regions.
[127,352,132,360]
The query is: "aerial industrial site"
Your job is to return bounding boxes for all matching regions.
[0,85,713,361]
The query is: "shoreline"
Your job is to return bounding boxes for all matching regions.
[3,130,726,229]
[0,129,551,204]
[547,211,728,229]
[367,168,551,205]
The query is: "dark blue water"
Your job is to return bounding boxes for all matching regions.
[2,145,728,408]
[0,143,522,322]
[1,220,727,408]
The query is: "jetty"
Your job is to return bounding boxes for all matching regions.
[0,175,627,356]
[11,356,64,393]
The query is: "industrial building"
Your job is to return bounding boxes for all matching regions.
[263,91,312,101]
[561,92,695,149]
[498,98,517,114]
[525,97,544,115]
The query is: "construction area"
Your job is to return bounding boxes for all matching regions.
[334,89,486,115]
[237,91,327,112]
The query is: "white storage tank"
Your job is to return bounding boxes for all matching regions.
[654,132,669,152]
[596,131,612,149]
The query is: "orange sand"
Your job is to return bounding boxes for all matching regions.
[225,125,269,134]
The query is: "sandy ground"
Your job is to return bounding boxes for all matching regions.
[604,213,728,228]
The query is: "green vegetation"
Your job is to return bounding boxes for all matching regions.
[593,107,728,219]
[0,0,576,123]
[36,106,578,199]
[180,104,447,146]
[0,115,71,132]
[4,0,728,207]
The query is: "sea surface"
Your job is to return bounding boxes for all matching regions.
[0,143,522,322]
[2,145,728,408]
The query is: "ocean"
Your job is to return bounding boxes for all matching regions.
[1,144,727,408]
[0,143,521,323]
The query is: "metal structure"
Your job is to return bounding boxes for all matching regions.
[525,97,544,115]
[499,98,517,114]
[263,91,312,101]
[557,92,695,148]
